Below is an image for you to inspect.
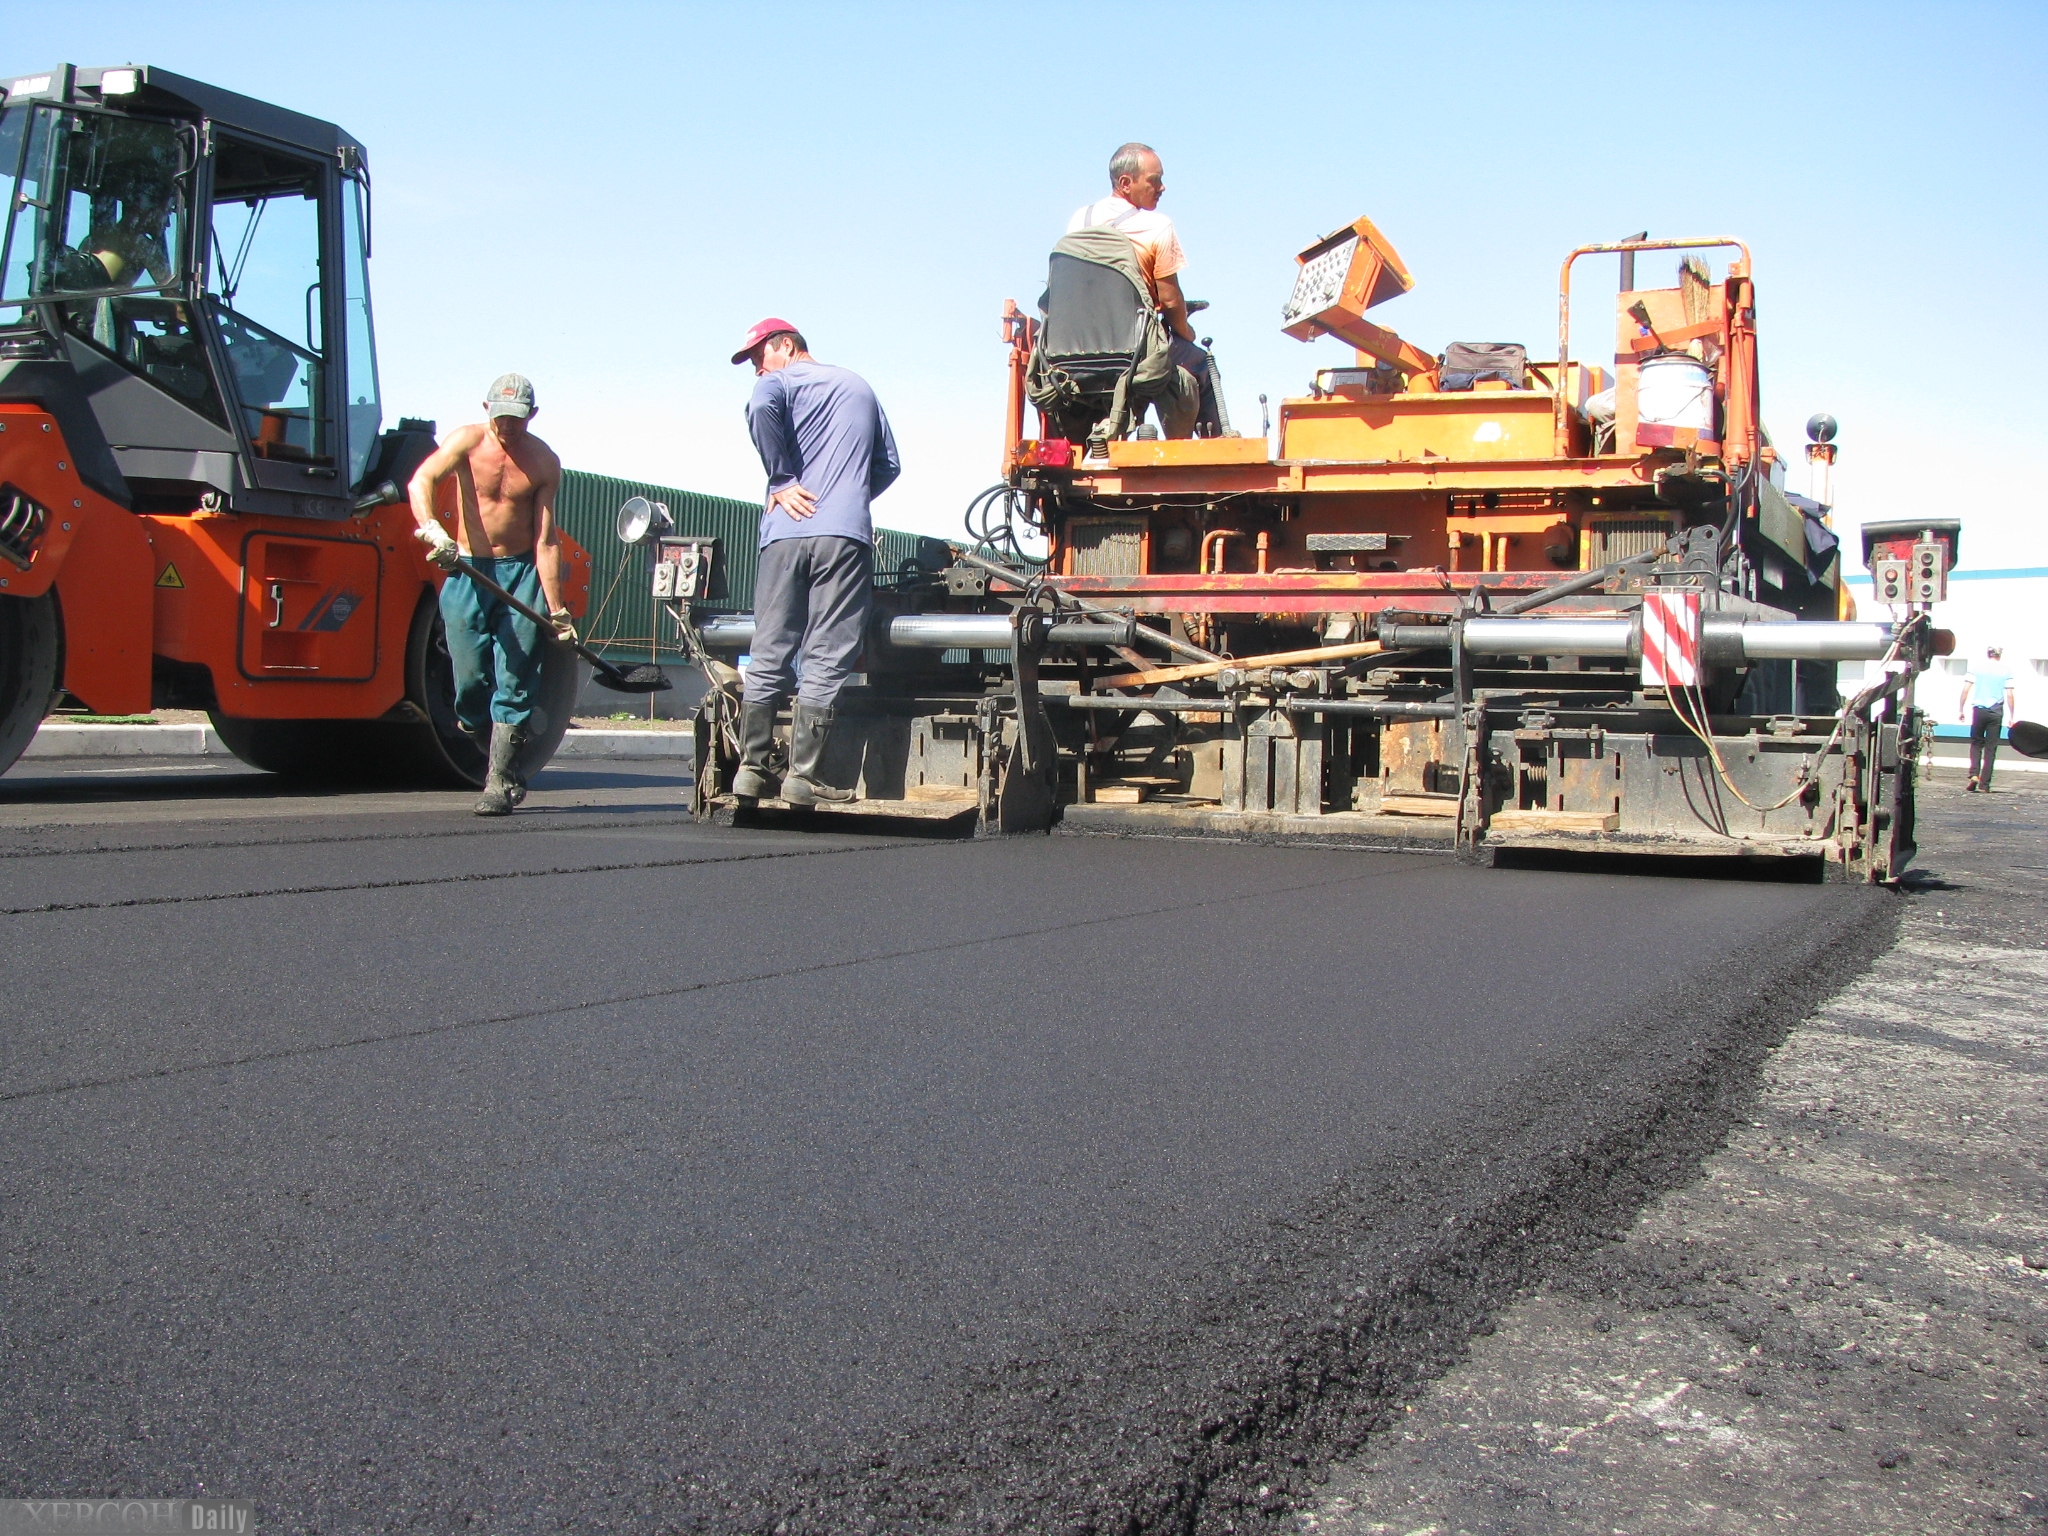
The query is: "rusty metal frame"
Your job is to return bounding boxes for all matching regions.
[1555,236,1751,459]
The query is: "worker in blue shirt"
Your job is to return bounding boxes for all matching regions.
[730,319,900,805]
[1962,645,2016,792]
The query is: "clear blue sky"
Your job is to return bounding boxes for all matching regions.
[15,3,2046,566]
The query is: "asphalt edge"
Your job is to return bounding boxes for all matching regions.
[762,879,1903,1535]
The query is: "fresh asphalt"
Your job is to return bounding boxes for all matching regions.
[0,757,1894,1533]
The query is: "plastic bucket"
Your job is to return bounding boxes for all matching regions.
[1637,354,1714,431]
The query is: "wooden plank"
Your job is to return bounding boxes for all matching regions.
[904,783,977,802]
[1623,318,1724,353]
[1089,782,1153,805]
[1098,640,1384,692]
[710,793,976,822]
[1488,809,1621,832]
[1379,793,1461,818]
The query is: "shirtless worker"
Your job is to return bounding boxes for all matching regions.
[408,373,575,816]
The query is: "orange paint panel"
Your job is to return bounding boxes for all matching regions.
[238,533,382,682]
[0,405,99,599]
[155,507,423,721]
[1279,390,1560,465]
[52,501,154,714]
[1106,438,1272,468]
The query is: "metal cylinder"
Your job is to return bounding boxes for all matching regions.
[1283,698,1459,719]
[1058,694,1226,711]
[1461,617,1634,656]
[1047,618,1139,648]
[884,614,1016,649]
[696,613,1137,654]
[1438,616,1901,664]
[697,616,757,650]
[1723,620,1896,662]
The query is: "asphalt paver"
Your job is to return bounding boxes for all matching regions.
[0,758,1893,1532]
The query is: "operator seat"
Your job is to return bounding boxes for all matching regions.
[1025,226,1198,452]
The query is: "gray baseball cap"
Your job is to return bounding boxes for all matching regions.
[485,373,535,419]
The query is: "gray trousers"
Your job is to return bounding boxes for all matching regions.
[1970,705,2004,787]
[1167,335,1222,435]
[744,534,872,707]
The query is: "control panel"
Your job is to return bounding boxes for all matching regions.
[1871,535,1948,608]
[652,538,717,601]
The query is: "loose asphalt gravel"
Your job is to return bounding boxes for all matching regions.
[0,757,1895,1533]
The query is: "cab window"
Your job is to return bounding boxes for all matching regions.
[207,137,330,465]
[0,105,225,424]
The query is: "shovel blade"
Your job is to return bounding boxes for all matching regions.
[594,664,672,694]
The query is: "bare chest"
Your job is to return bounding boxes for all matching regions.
[467,444,539,511]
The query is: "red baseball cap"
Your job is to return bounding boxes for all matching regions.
[731,317,800,366]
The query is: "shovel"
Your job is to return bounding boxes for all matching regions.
[448,556,671,694]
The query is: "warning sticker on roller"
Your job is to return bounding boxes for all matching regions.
[155,563,184,589]
[1641,590,1700,688]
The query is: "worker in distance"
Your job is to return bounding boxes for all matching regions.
[410,374,577,816]
[730,319,900,806]
[1067,141,1223,436]
[1961,644,2016,793]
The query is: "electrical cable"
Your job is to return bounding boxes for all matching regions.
[961,483,1047,569]
[1663,622,1914,815]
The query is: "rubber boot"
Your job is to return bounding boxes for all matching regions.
[731,701,783,801]
[507,709,542,807]
[474,721,521,816]
[780,700,857,806]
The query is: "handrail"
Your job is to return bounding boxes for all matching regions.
[1553,237,1751,458]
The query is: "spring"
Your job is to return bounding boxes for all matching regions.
[0,486,49,572]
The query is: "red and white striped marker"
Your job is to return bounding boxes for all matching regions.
[1641,590,1701,688]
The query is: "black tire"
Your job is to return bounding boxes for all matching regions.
[0,592,62,776]
[210,594,577,788]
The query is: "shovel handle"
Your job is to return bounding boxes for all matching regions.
[448,556,631,683]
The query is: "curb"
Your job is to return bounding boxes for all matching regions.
[24,724,230,758]
[24,723,692,760]
[552,730,692,758]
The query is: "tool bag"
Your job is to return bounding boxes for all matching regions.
[1438,341,1528,391]
[1026,226,1195,446]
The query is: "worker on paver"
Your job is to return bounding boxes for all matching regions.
[730,320,900,806]
[1067,142,1221,436]
[1962,644,2015,792]
[408,374,575,817]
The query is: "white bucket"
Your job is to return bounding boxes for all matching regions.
[1636,353,1715,432]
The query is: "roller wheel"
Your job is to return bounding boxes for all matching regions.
[210,595,577,788]
[0,592,62,777]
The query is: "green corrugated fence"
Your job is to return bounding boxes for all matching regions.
[554,469,938,661]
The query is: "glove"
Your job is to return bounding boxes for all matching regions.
[416,523,462,571]
[549,608,579,645]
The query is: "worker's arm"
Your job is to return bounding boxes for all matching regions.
[532,455,572,639]
[747,374,816,519]
[1155,272,1196,342]
[407,426,485,568]
[870,409,901,499]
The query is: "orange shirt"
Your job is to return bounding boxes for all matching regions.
[1066,196,1187,305]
